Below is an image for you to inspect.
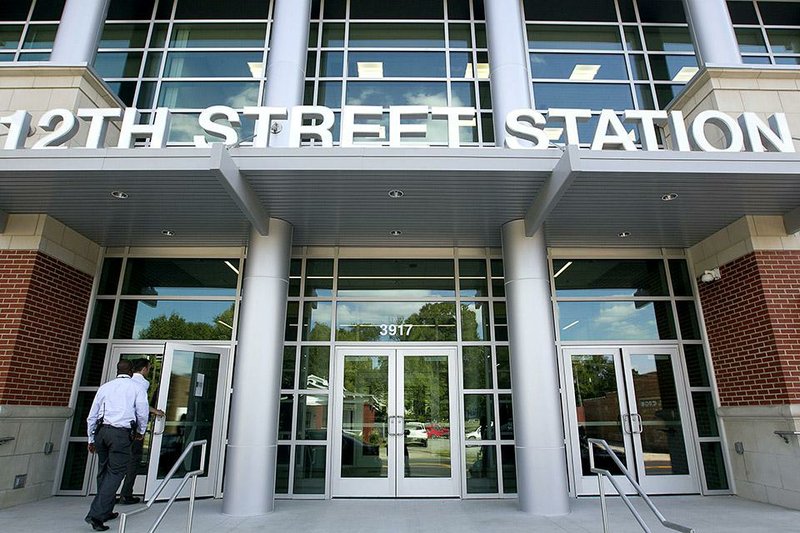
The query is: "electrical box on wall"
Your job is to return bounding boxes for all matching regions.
[13,474,26,489]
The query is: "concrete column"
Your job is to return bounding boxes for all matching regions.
[265,0,313,147]
[50,0,110,65]
[222,220,292,516]
[502,220,570,516]
[484,0,532,146]
[682,0,742,66]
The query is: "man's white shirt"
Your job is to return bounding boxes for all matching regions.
[132,372,150,394]
[86,374,149,443]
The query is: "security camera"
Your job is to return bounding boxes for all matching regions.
[700,268,721,283]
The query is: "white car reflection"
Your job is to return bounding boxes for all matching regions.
[405,422,428,447]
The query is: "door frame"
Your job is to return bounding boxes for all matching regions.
[145,342,230,500]
[330,346,461,498]
[89,344,166,496]
[562,345,700,496]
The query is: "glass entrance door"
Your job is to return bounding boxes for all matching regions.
[331,347,460,497]
[564,346,699,495]
[146,343,229,499]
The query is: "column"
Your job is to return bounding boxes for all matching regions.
[682,0,742,66]
[223,220,292,516]
[265,0,313,147]
[484,0,532,146]
[50,0,110,65]
[502,220,570,516]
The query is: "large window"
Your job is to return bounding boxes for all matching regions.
[728,1,800,65]
[61,254,243,493]
[280,253,513,497]
[94,0,273,143]
[524,0,698,145]
[305,0,493,146]
[551,256,729,492]
[0,0,62,62]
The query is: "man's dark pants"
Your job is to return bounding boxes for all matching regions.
[87,426,131,522]
[120,438,143,499]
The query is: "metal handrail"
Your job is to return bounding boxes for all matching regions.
[118,439,207,533]
[774,430,800,444]
[588,438,694,533]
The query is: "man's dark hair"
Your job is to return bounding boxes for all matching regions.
[132,358,151,373]
[117,359,133,376]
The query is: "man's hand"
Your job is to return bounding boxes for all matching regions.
[87,443,96,454]
[154,408,165,418]
[134,433,145,441]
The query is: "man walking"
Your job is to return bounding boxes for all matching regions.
[85,359,149,531]
[119,358,165,505]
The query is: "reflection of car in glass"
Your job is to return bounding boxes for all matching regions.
[465,426,482,440]
[425,423,450,439]
[405,422,428,447]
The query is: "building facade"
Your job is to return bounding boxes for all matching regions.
[0,0,799,515]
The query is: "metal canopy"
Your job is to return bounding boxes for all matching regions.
[0,147,798,249]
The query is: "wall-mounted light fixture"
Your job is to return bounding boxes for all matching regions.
[700,268,721,283]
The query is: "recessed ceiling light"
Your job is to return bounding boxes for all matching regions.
[672,66,699,83]
[161,230,175,236]
[357,62,383,79]
[388,189,404,198]
[618,231,631,238]
[661,192,679,201]
[247,62,264,78]
[111,191,128,199]
[569,64,601,81]
[389,230,402,236]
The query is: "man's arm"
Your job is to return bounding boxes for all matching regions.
[134,388,150,436]
[86,390,103,453]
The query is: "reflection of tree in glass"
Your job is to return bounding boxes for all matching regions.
[404,357,449,425]
[139,304,234,340]
[572,355,617,404]
[405,302,461,342]
[336,324,381,342]
[306,322,331,342]
[459,303,480,341]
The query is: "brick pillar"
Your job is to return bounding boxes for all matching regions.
[696,241,800,509]
[0,251,93,405]
[0,215,99,508]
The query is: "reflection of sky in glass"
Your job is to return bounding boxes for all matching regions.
[337,301,449,325]
[558,301,675,341]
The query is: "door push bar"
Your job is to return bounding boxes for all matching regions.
[621,414,643,434]
[388,415,406,436]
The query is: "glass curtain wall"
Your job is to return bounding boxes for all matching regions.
[279,254,513,497]
[523,0,697,145]
[59,254,243,493]
[304,0,493,146]
[94,0,274,143]
[551,256,729,492]
[728,0,800,65]
[0,0,63,62]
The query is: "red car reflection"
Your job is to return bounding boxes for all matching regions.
[425,423,450,439]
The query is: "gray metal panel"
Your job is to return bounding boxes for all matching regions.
[545,151,800,247]
[1,148,798,249]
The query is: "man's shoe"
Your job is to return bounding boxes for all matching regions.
[84,516,109,531]
[104,512,119,521]
[119,496,141,504]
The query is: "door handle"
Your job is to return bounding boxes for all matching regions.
[631,413,643,434]
[621,414,632,434]
[153,414,165,435]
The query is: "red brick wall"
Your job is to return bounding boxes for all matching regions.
[0,250,93,406]
[699,251,800,406]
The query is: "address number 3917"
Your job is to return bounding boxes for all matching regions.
[379,324,413,336]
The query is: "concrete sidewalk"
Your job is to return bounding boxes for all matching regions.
[0,495,797,532]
